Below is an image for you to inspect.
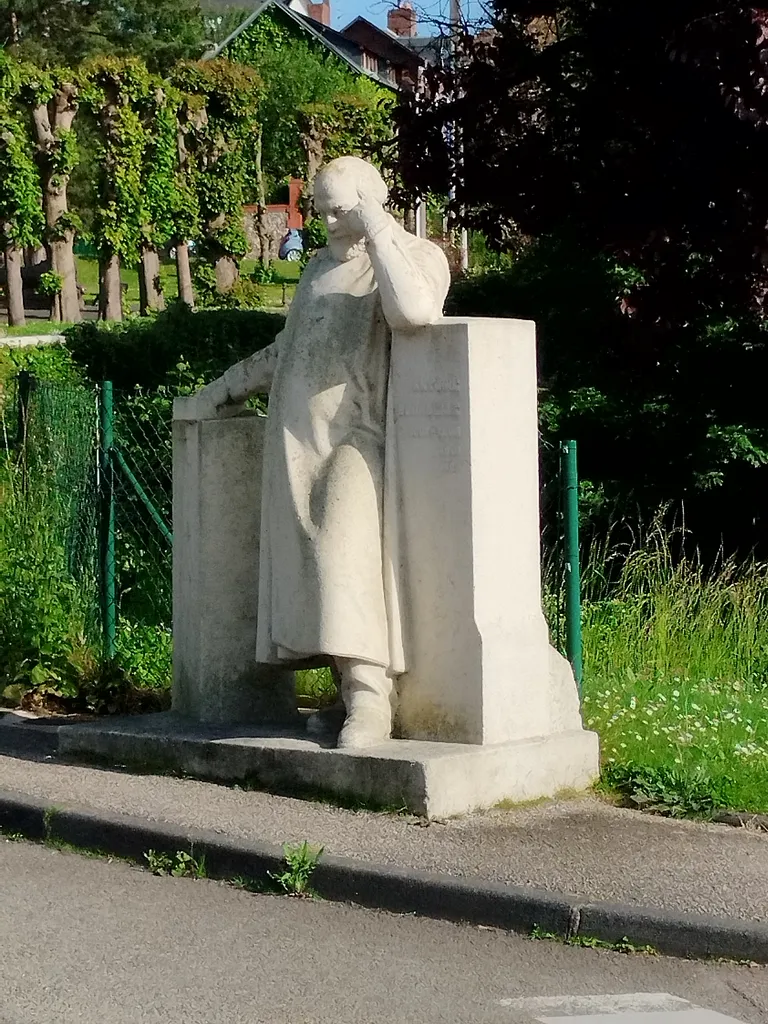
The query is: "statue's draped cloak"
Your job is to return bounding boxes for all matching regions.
[255,229,450,672]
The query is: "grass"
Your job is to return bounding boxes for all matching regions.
[296,666,336,706]
[74,256,300,311]
[0,322,73,336]
[577,516,768,816]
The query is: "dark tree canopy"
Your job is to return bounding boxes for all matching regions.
[398,2,768,551]
[399,2,768,312]
[0,0,210,71]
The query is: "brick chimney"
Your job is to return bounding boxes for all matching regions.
[308,0,331,26]
[387,2,417,37]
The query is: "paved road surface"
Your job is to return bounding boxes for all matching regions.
[0,839,766,1024]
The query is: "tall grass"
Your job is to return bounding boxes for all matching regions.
[577,514,768,814]
[0,434,98,703]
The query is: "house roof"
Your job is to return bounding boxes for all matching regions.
[339,15,426,60]
[339,15,447,71]
[204,0,397,89]
[396,34,450,65]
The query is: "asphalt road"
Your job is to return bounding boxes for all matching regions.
[0,838,766,1024]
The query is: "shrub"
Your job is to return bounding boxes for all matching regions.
[0,343,81,397]
[448,233,768,558]
[64,301,285,391]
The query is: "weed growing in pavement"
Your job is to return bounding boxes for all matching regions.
[46,840,111,858]
[42,806,59,839]
[230,875,270,894]
[530,925,656,955]
[144,849,207,878]
[268,841,324,897]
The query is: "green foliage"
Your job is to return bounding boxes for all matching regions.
[295,666,336,706]
[64,302,284,390]
[300,216,327,267]
[144,849,207,877]
[114,621,172,689]
[0,378,99,705]
[37,272,63,297]
[0,342,81,387]
[530,925,656,955]
[226,9,393,189]
[0,79,44,249]
[601,763,728,820]
[448,235,768,550]
[80,57,153,267]
[575,514,768,815]
[142,92,198,249]
[1,0,209,73]
[214,276,265,310]
[269,841,324,896]
[171,58,261,279]
[297,90,394,165]
[48,126,79,189]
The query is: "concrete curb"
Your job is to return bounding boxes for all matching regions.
[1,790,767,963]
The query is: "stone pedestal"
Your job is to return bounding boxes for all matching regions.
[172,411,297,725]
[157,316,598,813]
[390,317,585,746]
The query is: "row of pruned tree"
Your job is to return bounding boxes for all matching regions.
[0,47,393,325]
[0,51,265,324]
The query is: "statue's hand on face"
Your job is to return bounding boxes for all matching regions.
[315,174,388,246]
[340,196,390,242]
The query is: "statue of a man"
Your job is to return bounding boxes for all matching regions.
[191,157,450,748]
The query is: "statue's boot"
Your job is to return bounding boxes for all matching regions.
[335,658,393,750]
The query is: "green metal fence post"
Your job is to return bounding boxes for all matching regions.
[15,369,31,448]
[99,381,117,660]
[560,439,583,691]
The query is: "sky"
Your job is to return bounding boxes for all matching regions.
[329,0,480,33]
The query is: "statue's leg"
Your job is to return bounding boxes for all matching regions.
[335,658,393,749]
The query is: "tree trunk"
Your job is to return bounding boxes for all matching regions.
[254,127,271,266]
[300,125,325,221]
[99,254,122,321]
[31,86,82,324]
[214,255,239,293]
[139,246,164,315]
[175,242,195,308]
[4,242,25,327]
[49,231,80,322]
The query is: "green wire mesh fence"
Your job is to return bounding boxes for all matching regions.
[0,373,174,702]
[109,384,174,689]
[1,370,582,706]
[0,375,101,702]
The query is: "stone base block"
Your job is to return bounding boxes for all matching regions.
[58,714,599,818]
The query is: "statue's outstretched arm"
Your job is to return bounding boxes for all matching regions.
[175,336,282,420]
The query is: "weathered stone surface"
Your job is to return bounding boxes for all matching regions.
[391,317,586,746]
[172,412,298,726]
[57,713,599,818]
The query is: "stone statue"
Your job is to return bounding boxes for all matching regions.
[189,156,451,749]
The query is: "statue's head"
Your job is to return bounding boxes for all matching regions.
[314,157,388,251]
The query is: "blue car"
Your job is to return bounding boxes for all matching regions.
[279,228,304,261]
